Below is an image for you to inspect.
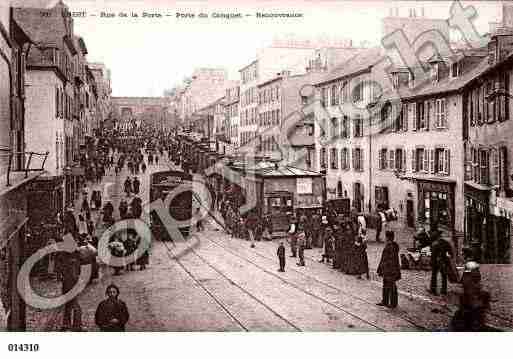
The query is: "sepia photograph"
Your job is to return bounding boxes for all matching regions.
[0,0,512,354]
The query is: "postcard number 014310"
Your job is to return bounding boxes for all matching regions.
[7,344,40,352]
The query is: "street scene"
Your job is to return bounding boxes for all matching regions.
[1,0,513,334]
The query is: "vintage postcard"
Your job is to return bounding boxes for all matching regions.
[0,0,512,351]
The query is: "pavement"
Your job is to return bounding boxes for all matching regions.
[24,155,513,331]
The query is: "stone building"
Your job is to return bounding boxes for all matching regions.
[225,83,240,150]
[88,62,112,131]
[0,0,46,331]
[181,68,228,124]
[111,96,169,131]
[14,1,82,206]
[462,27,513,264]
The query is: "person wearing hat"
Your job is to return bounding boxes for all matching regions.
[277,242,286,272]
[319,227,335,264]
[377,230,401,308]
[296,231,306,266]
[429,223,453,296]
[95,284,130,331]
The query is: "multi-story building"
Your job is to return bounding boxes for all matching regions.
[181,68,227,124]
[1,0,48,331]
[239,60,259,149]
[225,83,240,151]
[88,62,112,131]
[462,27,513,264]
[257,71,327,164]
[14,2,82,206]
[313,48,383,211]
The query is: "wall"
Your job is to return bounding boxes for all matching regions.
[0,2,11,175]
[371,92,465,233]
[25,71,63,177]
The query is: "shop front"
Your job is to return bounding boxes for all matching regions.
[465,182,513,264]
[417,178,456,245]
[26,176,64,275]
[257,165,323,234]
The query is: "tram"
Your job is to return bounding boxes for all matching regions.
[149,170,193,241]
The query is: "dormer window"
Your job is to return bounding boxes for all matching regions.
[451,61,460,78]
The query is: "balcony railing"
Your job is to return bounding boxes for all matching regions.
[0,149,49,187]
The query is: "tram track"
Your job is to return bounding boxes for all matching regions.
[190,193,428,331]
[162,163,423,330]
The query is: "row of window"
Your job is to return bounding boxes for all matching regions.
[55,87,73,120]
[241,87,257,106]
[226,103,239,118]
[319,78,372,107]
[412,147,451,175]
[465,145,509,191]
[466,72,510,126]
[259,136,279,152]
[240,131,258,146]
[240,107,258,127]
[320,147,364,171]
[259,109,281,127]
[226,87,240,102]
[380,99,448,133]
[259,86,280,105]
[320,115,364,139]
[315,146,452,175]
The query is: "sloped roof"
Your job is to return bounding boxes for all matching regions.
[13,6,67,47]
[379,55,491,102]
[315,48,383,86]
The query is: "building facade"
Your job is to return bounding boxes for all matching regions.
[462,29,513,264]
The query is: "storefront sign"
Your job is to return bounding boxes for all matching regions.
[297,178,313,194]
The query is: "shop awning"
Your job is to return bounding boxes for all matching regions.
[464,181,493,192]
[255,164,322,178]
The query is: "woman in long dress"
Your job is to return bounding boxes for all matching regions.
[351,236,370,279]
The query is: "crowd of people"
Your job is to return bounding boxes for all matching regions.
[50,127,178,331]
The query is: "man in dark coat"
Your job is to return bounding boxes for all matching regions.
[430,229,453,295]
[95,284,130,331]
[311,211,322,247]
[103,201,114,223]
[277,242,286,272]
[377,230,401,308]
[132,177,140,195]
[124,177,132,196]
[119,199,129,220]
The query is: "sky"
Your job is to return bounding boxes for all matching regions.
[46,0,505,97]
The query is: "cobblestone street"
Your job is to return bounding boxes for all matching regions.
[24,158,513,331]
